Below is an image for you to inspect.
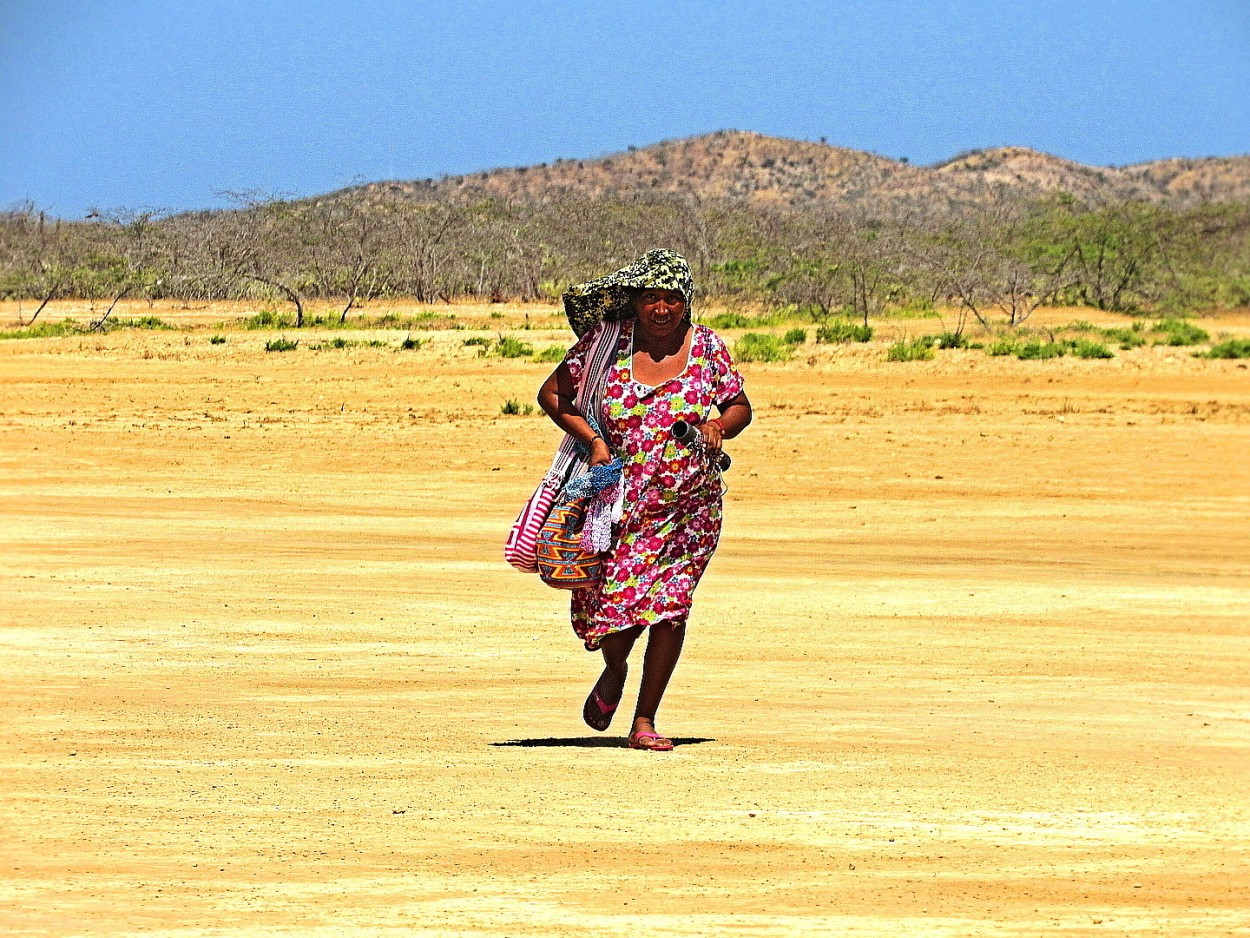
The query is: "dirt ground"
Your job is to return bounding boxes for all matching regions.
[2,301,1248,936]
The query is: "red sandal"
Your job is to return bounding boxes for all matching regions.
[628,731,673,752]
[582,684,619,732]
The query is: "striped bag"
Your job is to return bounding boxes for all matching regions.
[504,319,621,573]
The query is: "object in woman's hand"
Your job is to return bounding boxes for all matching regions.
[672,420,731,471]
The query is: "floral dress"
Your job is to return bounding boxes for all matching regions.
[563,319,745,651]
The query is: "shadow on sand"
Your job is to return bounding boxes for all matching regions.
[491,736,715,749]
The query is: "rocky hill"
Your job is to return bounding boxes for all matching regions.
[346,130,1250,212]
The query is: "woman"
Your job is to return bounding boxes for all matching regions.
[538,249,752,751]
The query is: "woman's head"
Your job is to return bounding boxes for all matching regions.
[562,249,694,337]
[632,287,688,340]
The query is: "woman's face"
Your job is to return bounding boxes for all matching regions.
[634,288,687,339]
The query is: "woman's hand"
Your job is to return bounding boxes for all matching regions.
[588,437,613,467]
[698,419,724,458]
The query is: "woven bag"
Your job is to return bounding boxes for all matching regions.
[535,499,603,589]
[504,320,621,573]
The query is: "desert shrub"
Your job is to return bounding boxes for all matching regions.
[463,336,491,347]
[309,337,353,350]
[243,310,295,329]
[265,337,299,352]
[934,331,968,349]
[1151,318,1209,346]
[400,335,425,350]
[0,319,83,339]
[705,311,752,329]
[986,339,1017,356]
[500,398,534,416]
[1067,320,1097,332]
[1015,341,1066,360]
[209,335,227,345]
[531,345,565,363]
[734,332,793,362]
[495,337,534,358]
[886,338,935,362]
[114,315,170,330]
[1071,339,1114,359]
[1199,338,1250,359]
[815,319,873,344]
[1101,326,1147,349]
[782,327,807,345]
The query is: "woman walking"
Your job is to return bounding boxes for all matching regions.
[537,250,752,751]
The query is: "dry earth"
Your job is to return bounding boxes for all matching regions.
[2,302,1249,936]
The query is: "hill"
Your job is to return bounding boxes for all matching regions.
[346,130,1250,212]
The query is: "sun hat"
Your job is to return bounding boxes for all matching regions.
[562,249,694,337]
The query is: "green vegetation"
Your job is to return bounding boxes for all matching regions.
[307,337,390,350]
[209,334,227,344]
[1150,318,1209,346]
[1199,337,1250,359]
[0,319,84,339]
[463,336,491,347]
[733,332,794,362]
[531,345,565,363]
[886,338,936,361]
[1071,339,1114,359]
[1015,341,1067,360]
[500,398,535,416]
[934,331,969,349]
[494,336,534,358]
[815,319,873,344]
[264,337,299,352]
[782,327,808,345]
[400,335,425,350]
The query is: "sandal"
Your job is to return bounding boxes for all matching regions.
[582,678,620,732]
[628,731,674,752]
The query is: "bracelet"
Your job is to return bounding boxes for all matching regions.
[709,418,725,433]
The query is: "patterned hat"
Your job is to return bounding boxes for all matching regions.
[562,249,694,337]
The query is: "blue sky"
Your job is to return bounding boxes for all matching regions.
[2,0,1248,217]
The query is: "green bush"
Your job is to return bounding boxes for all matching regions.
[0,319,83,340]
[463,336,491,347]
[704,311,753,329]
[734,332,793,362]
[500,398,534,416]
[815,319,873,344]
[400,335,425,350]
[1015,341,1066,360]
[1199,338,1250,359]
[1151,318,1209,346]
[986,339,1018,356]
[1101,327,1147,349]
[1071,339,1114,359]
[531,345,565,363]
[782,327,807,345]
[886,338,935,362]
[264,337,299,352]
[243,310,295,329]
[209,335,227,345]
[495,336,534,358]
[934,331,968,349]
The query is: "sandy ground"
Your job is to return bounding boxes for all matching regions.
[2,302,1249,936]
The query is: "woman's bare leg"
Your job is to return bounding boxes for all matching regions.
[631,622,686,747]
[584,626,642,730]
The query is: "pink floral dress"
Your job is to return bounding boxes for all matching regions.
[562,319,745,651]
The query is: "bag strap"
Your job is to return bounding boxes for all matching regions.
[542,319,623,484]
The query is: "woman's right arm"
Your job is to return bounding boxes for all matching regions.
[538,364,613,466]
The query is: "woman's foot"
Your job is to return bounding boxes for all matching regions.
[582,666,626,732]
[627,717,673,751]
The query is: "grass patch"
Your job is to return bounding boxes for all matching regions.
[111,315,171,330]
[500,398,535,416]
[934,331,969,349]
[733,332,794,363]
[1101,325,1147,349]
[463,336,491,347]
[0,319,84,339]
[1015,341,1067,360]
[815,319,873,344]
[400,335,425,351]
[209,335,227,345]
[782,327,807,345]
[1071,339,1114,359]
[264,337,299,352]
[531,345,565,363]
[242,310,296,329]
[986,339,1018,356]
[308,337,390,350]
[494,336,535,358]
[1198,338,1250,359]
[886,338,936,362]
[1150,318,1209,346]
